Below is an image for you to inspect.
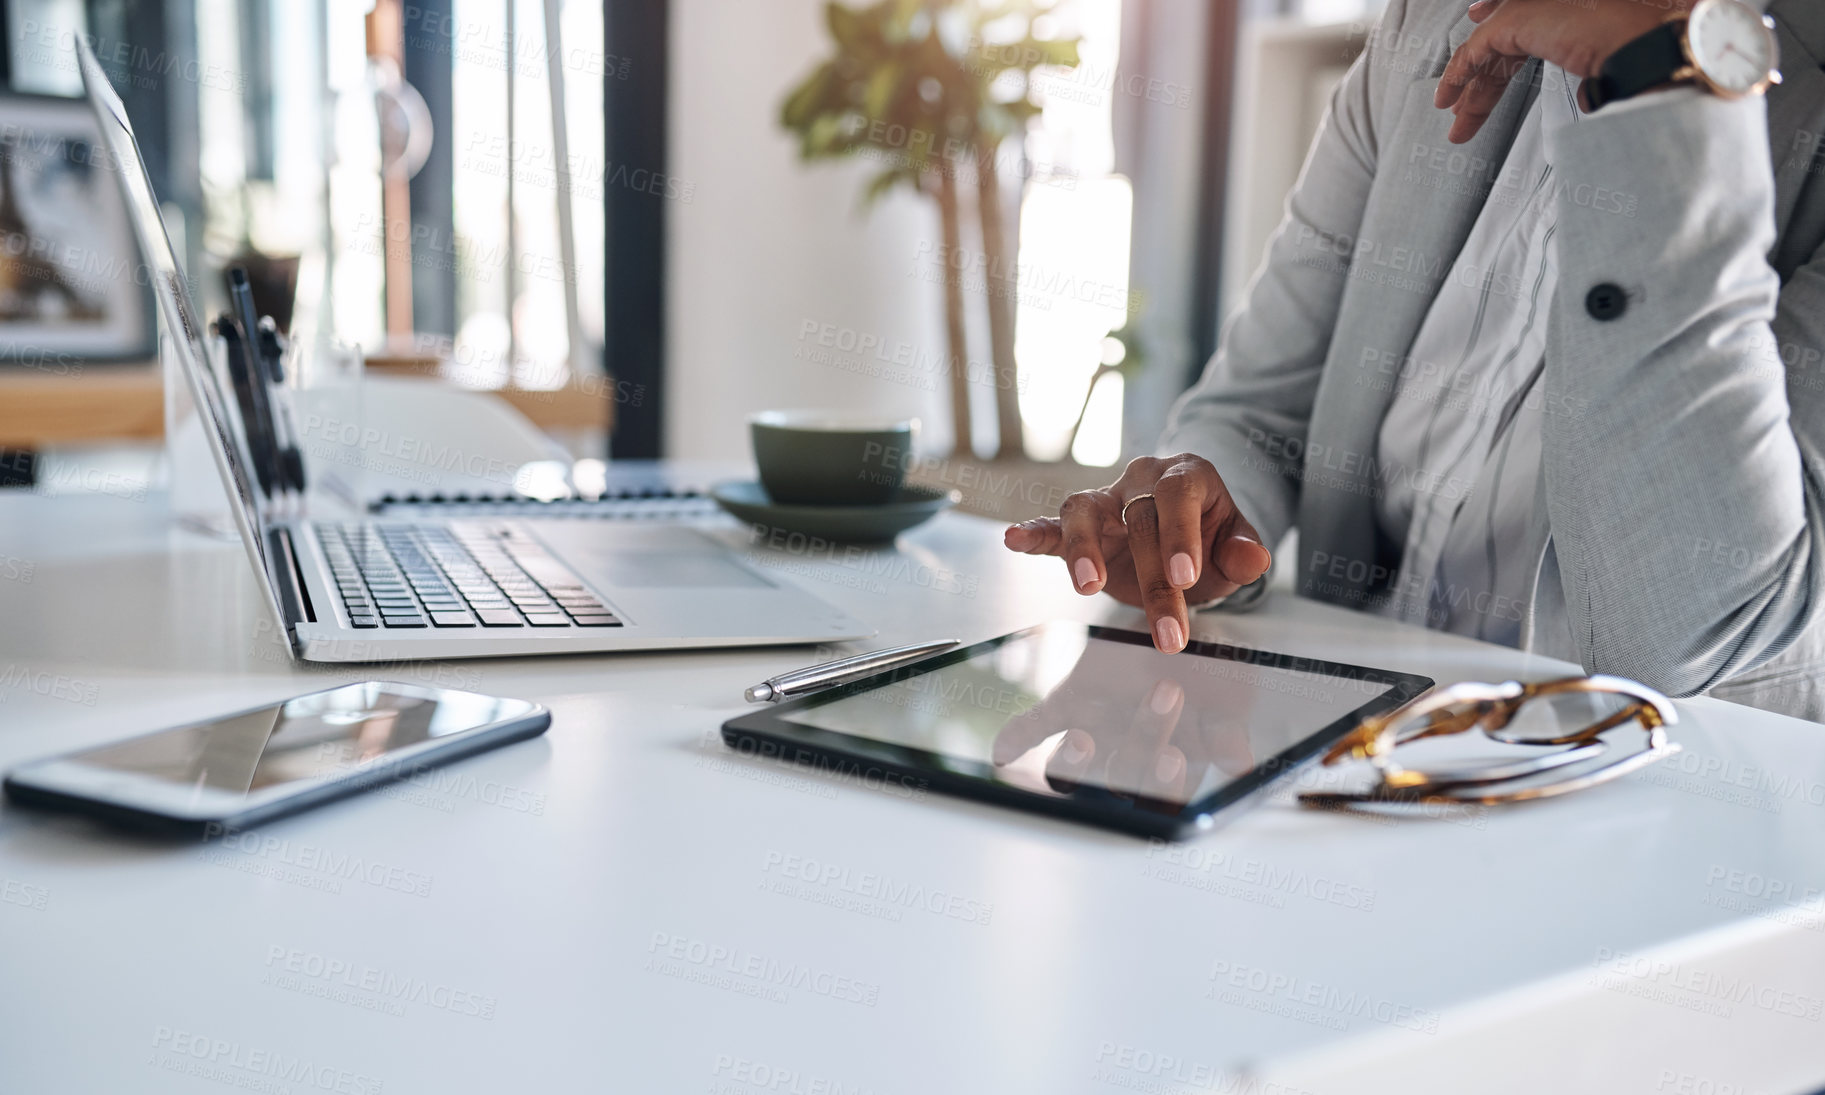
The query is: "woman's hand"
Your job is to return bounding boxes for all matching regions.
[1002,454,1272,653]
[1436,0,1692,143]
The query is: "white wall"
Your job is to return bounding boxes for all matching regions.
[667,0,965,462]
[1221,19,1362,325]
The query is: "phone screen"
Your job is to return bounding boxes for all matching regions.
[64,682,526,796]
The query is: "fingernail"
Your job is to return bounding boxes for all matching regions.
[1153,618,1184,653]
[1074,557,1098,591]
[1149,677,1183,713]
[1169,552,1195,587]
[1156,753,1183,782]
[1061,735,1090,764]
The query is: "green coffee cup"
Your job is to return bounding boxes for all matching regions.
[750,410,917,506]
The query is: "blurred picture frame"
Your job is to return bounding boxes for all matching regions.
[0,91,155,369]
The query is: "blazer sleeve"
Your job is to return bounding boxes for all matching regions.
[1544,89,1825,697]
[1156,0,1416,554]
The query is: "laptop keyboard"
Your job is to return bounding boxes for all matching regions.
[315,522,622,630]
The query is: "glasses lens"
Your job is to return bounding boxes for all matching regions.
[1491,689,1640,745]
[1389,702,1485,745]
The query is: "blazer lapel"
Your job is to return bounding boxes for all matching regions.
[1766,1,1825,273]
[1295,20,1542,607]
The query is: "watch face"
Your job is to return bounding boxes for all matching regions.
[1687,0,1777,95]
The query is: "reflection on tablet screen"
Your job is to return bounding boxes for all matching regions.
[778,627,1394,810]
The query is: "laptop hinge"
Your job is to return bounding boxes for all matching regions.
[267,525,317,627]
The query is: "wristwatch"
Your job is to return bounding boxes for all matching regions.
[1584,0,1781,111]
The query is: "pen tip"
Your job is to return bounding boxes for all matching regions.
[744,684,773,703]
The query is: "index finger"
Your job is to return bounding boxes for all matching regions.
[1435,33,1480,109]
[1435,14,1529,123]
[1435,16,1510,110]
[1123,496,1188,653]
[1153,462,1211,591]
[1060,490,1118,594]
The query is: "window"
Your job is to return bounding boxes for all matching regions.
[1010,0,1131,466]
[447,0,605,389]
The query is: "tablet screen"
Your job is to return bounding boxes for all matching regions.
[774,624,1406,813]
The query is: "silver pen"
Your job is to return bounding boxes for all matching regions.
[743,639,962,703]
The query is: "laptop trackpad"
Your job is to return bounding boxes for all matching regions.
[587,550,769,589]
[529,525,773,589]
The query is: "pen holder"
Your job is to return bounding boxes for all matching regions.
[289,337,367,514]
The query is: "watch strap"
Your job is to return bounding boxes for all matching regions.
[1587,20,1689,110]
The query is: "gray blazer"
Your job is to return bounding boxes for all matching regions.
[1162,0,1825,721]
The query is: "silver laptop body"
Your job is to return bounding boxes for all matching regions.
[77,40,871,663]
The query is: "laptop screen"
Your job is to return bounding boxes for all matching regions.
[74,38,290,637]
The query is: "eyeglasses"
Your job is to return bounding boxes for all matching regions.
[1297,675,1681,810]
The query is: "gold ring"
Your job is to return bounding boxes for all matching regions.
[1120,493,1157,525]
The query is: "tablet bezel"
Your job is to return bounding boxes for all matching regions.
[720,621,1435,839]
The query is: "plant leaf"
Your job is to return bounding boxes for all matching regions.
[781,0,1085,215]
[826,2,865,48]
[863,61,901,119]
[1023,36,1079,69]
[861,167,910,208]
[804,113,849,158]
[780,63,834,129]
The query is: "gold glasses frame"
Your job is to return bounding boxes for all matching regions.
[1297,675,1681,809]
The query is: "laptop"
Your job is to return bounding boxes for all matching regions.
[75,40,872,663]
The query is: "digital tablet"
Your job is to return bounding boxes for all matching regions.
[721,622,1433,839]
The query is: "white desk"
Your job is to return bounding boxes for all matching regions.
[2,489,1824,1095]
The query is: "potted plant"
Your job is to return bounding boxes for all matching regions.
[781,0,1079,458]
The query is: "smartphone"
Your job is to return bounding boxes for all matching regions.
[3,682,550,835]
